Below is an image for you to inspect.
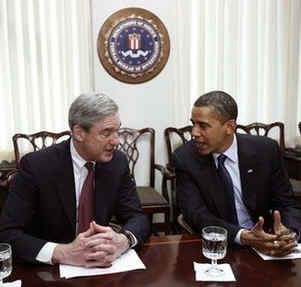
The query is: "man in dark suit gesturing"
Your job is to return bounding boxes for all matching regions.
[174,90,301,256]
[0,93,150,266]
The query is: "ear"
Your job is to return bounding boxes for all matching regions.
[225,119,237,135]
[72,125,86,142]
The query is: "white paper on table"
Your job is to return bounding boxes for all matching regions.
[59,249,145,279]
[253,243,301,260]
[193,262,236,282]
[3,280,22,287]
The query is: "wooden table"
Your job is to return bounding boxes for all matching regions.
[8,234,301,286]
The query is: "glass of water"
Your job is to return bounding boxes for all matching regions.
[202,226,227,277]
[0,243,12,286]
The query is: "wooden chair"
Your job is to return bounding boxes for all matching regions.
[236,122,285,153]
[164,125,193,233]
[13,130,71,168]
[236,122,301,196]
[0,163,16,213]
[177,214,194,234]
[3,131,70,213]
[117,127,170,234]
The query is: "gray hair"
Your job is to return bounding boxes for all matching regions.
[194,90,238,122]
[68,93,119,130]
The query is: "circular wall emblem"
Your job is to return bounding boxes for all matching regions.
[97,8,170,84]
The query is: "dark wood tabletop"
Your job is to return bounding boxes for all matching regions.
[7,234,301,286]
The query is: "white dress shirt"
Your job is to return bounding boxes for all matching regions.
[212,135,255,244]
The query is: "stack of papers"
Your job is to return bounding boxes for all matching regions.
[193,262,236,282]
[60,249,146,279]
[253,243,301,260]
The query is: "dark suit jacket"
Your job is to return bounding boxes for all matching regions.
[0,140,150,263]
[173,133,301,243]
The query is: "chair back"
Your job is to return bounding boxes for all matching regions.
[117,127,155,187]
[236,122,285,153]
[299,122,301,137]
[164,125,193,232]
[13,130,71,168]
[164,126,193,166]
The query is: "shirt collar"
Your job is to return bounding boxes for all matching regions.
[70,138,94,170]
[213,134,238,164]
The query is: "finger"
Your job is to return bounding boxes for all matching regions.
[273,210,282,235]
[86,246,116,261]
[90,222,96,233]
[91,222,112,234]
[85,237,111,249]
[278,233,297,243]
[78,225,95,238]
[270,249,291,257]
[270,243,297,257]
[253,216,265,232]
[85,250,109,260]
[87,231,114,242]
[85,259,112,268]
[278,240,298,252]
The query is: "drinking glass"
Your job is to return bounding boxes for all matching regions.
[202,226,227,277]
[0,243,12,286]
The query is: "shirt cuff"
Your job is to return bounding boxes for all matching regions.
[126,230,138,248]
[235,229,246,245]
[36,242,58,264]
[121,229,138,249]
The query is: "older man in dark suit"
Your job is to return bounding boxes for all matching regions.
[174,90,301,256]
[0,93,150,266]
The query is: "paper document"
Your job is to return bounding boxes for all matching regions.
[193,262,236,282]
[3,280,22,287]
[60,249,146,279]
[253,243,301,260]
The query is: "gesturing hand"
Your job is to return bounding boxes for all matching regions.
[241,216,277,252]
[241,211,298,257]
[270,210,298,256]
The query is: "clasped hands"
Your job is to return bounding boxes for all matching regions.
[241,210,298,256]
[53,221,129,267]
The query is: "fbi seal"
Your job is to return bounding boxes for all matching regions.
[97,8,170,84]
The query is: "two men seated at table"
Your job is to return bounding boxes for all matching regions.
[174,90,301,256]
[0,93,150,266]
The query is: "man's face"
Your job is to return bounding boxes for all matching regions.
[73,113,121,162]
[191,106,236,155]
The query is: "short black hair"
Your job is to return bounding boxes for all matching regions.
[193,90,238,122]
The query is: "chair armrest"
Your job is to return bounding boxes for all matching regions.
[154,164,175,179]
[0,168,17,188]
[178,214,195,234]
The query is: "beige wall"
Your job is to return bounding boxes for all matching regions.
[91,1,192,189]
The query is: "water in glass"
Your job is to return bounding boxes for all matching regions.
[202,226,227,277]
[202,231,227,260]
[0,244,12,285]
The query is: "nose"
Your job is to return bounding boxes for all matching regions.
[192,125,201,137]
[109,132,120,146]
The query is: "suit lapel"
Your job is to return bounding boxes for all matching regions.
[94,163,112,225]
[55,141,77,234]
[237,134,258,216]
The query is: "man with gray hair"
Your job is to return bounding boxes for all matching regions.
[0,93,150,266]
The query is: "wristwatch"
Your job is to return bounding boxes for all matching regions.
[121,230,136,249]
